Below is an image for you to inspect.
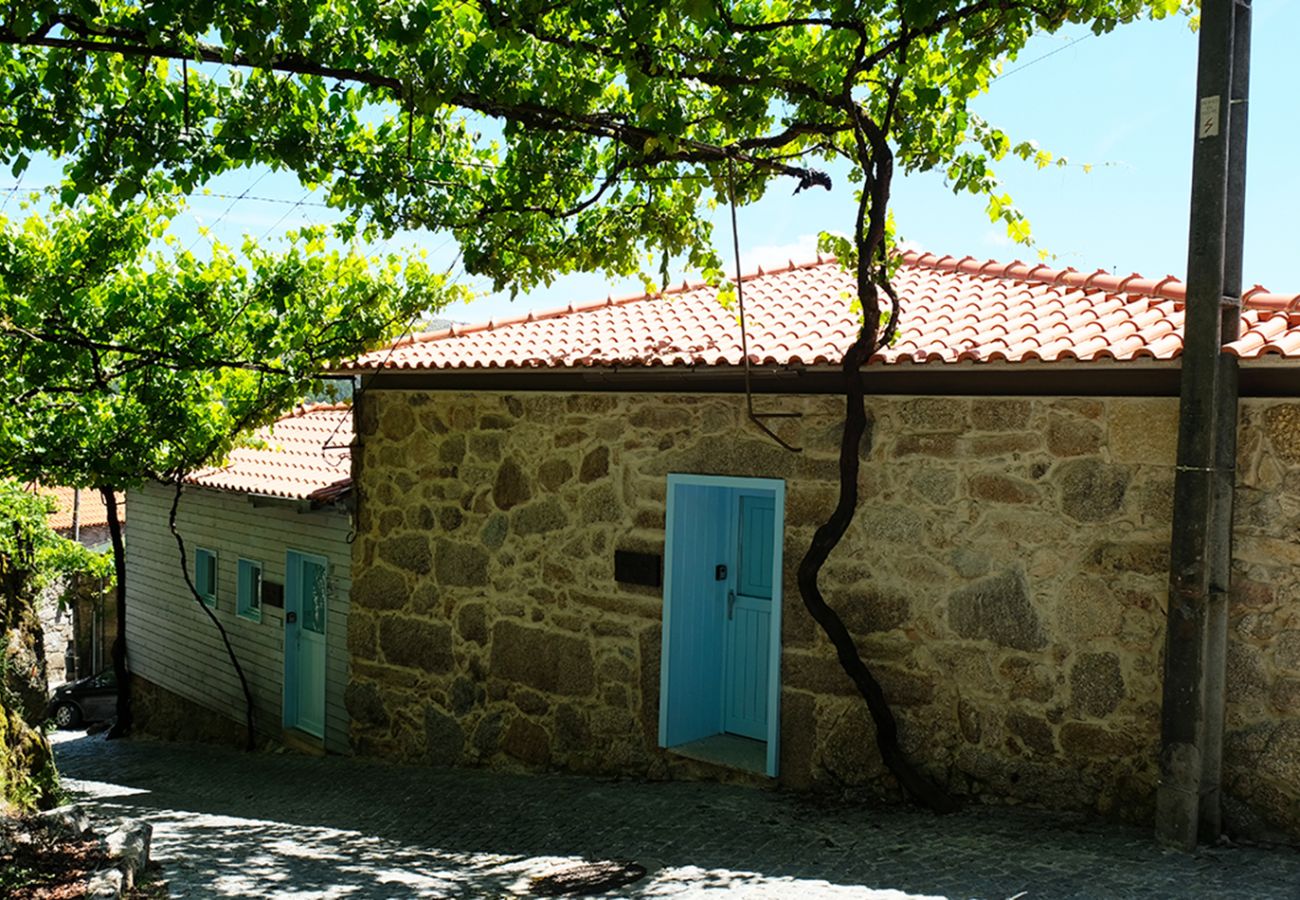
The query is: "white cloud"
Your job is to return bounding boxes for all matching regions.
[741,233,821,271]
[981,227,1015,249]
[742,233,927,271]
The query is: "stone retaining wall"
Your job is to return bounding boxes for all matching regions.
[131,675,250,749]
[347,388,1300,840]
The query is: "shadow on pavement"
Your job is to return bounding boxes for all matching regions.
[52,731,1300,899]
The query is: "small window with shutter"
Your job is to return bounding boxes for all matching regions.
[195,548,218,608]
[237,558,263,621]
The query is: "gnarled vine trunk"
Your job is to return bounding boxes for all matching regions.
[793,103,956,813]
[168,481,257,751]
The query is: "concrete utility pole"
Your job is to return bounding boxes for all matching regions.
[1157,0,1251,850]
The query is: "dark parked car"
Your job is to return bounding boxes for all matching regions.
[47,669,117,728]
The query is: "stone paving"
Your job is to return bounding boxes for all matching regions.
[53,731,1300,899]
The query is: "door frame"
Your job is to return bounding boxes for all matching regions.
[660,473,785,776]
[283,548,329,739]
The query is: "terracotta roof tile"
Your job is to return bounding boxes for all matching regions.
[185,404,351,502]
[346,252,1300,373]
[36,485,122,532]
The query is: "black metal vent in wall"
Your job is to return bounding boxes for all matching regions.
[262,580,285,608]
[614,550,662,588]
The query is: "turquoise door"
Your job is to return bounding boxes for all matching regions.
[660,475,785,776]
[660,484,730,748]
[284,551,328,738]
[723,493,775,740]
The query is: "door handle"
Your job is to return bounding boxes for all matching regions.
[727,589,735,620]
[285,611,297,625]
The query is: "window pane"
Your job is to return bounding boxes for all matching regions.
[237,560,261,617]
[196,550,216,605]
[301,560,327,634]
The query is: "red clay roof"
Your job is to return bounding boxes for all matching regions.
[38,486,122,532]
[346,252,1300,372]
[186,404,352,502]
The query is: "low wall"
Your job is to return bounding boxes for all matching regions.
[131,674,250,749]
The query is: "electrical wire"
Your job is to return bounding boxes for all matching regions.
[316,249,491,463]
[254,188,316,242]
[989,33,1094,83]
[186,168,271,253]
[0,170,24,215]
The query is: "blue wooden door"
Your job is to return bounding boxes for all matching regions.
[723,493,774,740]
[284,551,328,738]
[660,483,730,748]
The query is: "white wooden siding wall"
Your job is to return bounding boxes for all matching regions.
[123,481,353,753]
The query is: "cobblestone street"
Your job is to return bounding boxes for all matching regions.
[53,732,1300,898]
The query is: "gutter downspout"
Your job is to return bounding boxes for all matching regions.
[1157,0,1250,851]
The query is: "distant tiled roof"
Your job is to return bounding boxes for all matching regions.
[186,404,352,503]
[346,252,1300,373]
[39,486,122,532]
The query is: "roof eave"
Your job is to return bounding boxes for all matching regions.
[177,479,352,510]
[243,485,353,511]
[357,359,1205,398]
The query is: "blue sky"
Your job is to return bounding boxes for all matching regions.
[456,6,1299,322]
[5,8,1296,326]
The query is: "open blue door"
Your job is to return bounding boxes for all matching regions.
[723,493,775,740]
[660,483,730,748]
[660,475,784,776]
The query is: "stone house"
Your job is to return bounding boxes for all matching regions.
[338,252,1300,841]
[124,404,354,752]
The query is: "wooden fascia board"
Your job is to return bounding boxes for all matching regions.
[356,361,1300,398]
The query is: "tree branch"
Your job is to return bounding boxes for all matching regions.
[860,0,1003,71]
[2,323,318,377]
[711,1,867,36]
[0,22,831,188]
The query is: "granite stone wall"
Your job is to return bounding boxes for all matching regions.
[347,388,1300,839]
[132,674,252,749]
[1221,401,1300,839]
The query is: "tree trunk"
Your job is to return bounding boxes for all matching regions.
[102,487,132,738]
